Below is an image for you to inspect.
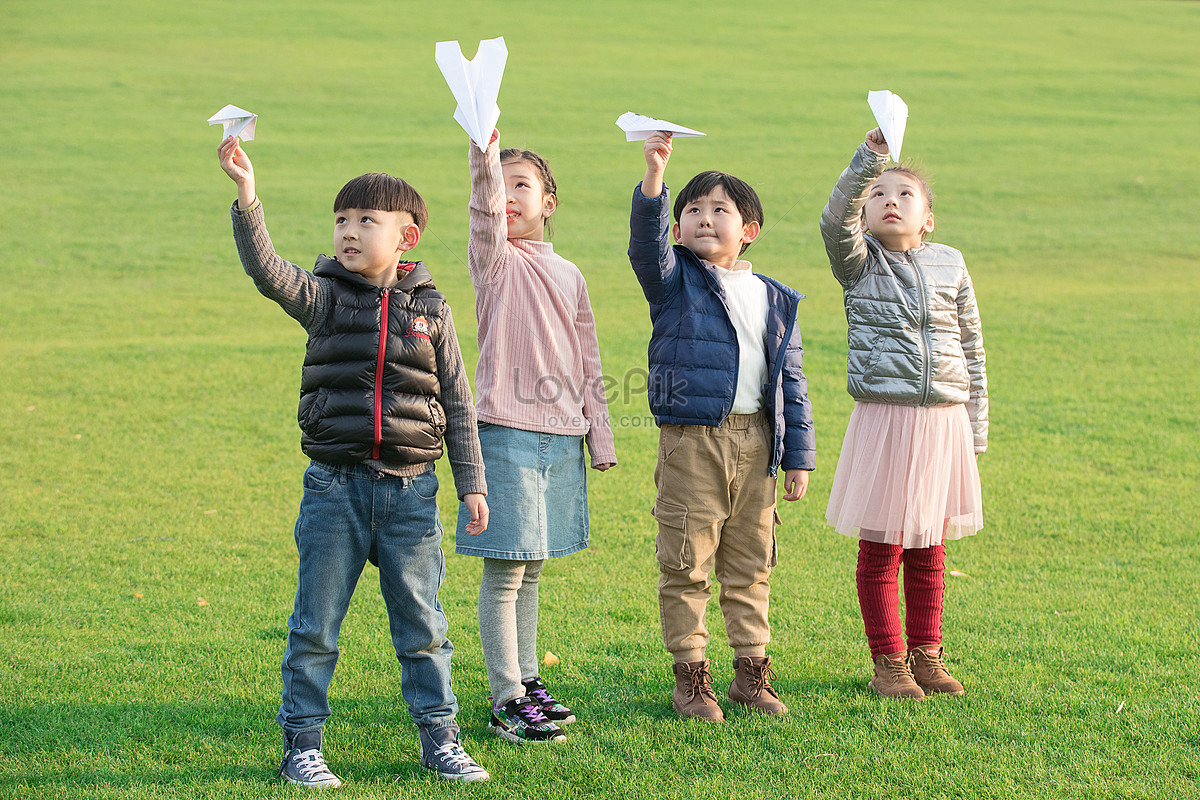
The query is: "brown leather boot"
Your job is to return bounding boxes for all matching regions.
[728,656,788,715]
[671,659,724,722]
[908,646,965,696]
[868,652,925,699]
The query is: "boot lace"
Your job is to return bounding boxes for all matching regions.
[739,660,779,695]
[913,648,950,678]
[680,663,715,701]
[879,653,918,683]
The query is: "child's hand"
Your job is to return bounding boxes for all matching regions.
[641,131,672,199]
[593,462,616,472]
[488,128,499,148]
[865,127,889,156]
[218,135,257,210]
[782,469,809,502]
[644,131,673,173]
[463,493,489,535]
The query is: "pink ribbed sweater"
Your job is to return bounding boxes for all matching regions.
[467,141,616,467]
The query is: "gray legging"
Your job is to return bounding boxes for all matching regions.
[479,558,545,707]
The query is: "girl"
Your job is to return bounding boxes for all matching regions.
[820,127,987,699]
[456,129,617,741]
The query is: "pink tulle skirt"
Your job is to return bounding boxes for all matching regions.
[825,402,983,549]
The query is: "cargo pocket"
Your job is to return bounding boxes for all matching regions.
[769,509,782,568]
[652,499,691,572]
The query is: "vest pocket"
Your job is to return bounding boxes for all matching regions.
[298,389,329,433]
[426,397,446,438]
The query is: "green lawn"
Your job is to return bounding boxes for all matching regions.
[2,1,1198,797]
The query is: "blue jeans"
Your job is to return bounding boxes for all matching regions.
[277,461,457,735]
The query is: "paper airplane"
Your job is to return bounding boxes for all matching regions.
[435,37,508,151]
[616,112,706,142]
[207,104,257,141]
[867,90,907,162]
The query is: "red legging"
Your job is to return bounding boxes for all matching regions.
[856,540,945,658]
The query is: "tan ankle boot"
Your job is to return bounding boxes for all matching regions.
[908,646,965,696]
[728,656,788,715]
[869,652,925,699]
[672,659,724,722]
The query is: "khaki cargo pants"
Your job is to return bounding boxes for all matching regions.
[653,411,779,662]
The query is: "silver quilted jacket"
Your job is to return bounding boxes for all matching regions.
[820,143,988,453]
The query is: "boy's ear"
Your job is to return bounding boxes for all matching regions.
[396,221,421,253]
[671,222,681,245]
[741,220,761,245]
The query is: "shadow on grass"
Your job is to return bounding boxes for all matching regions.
[0,663,930,792]
[0,698,455,792]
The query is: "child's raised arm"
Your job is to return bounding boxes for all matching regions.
[819,130,889,288]
[640,131,673,199]
[466,128,508,286]
[218,135,257,210]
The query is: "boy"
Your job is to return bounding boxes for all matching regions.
[218,135,490,785]
[628,132,816,722]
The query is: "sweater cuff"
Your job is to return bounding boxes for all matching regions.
[232,198,261,215]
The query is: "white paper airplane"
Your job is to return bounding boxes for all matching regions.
[207,104,258,141]
[867,90,908,162]
[615,112,706,142]
[435,37,508,151]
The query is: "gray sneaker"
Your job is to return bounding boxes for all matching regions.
[278,729,342,789]
[417,723,489,783]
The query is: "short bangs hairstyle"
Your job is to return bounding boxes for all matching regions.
[334,172,428,231]
[673,170,764,227]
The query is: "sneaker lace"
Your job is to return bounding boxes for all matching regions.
[431,741,476,771]
[293,749,335,781]
[516,700,551,725]
[526,684,557,706]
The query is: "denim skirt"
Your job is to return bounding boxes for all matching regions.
[455,422,589,560]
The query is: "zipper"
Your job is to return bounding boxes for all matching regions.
[373,289,389,460]
[765,290,798,478]
[908,253,932,405]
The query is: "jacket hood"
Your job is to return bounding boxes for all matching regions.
[312,255,437,292]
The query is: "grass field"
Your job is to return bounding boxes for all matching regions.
[2,1,1199,797]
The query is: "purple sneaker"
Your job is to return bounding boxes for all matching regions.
[488,696,566,743]
[523,676,577,725]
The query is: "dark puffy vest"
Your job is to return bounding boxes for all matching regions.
[298,257,447,466]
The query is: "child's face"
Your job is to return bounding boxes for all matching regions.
[502,159,556,242]
[334,208,420,287]
[671,186,760,269]
[863,172,935,252]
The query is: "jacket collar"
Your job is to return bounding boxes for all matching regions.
[312,255,437,292]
